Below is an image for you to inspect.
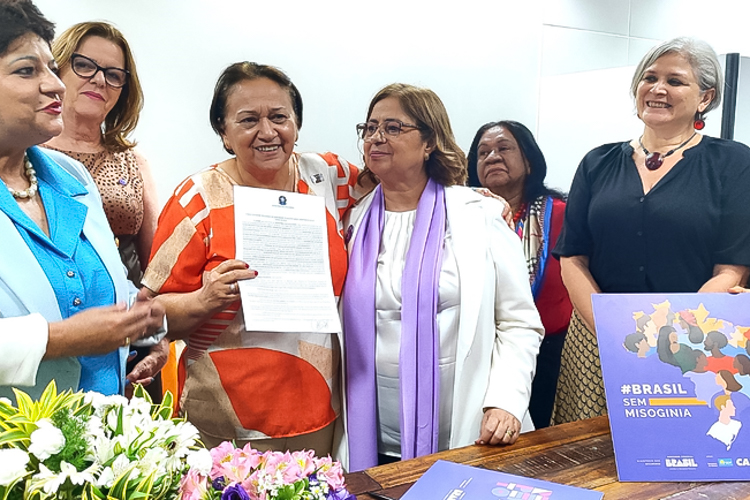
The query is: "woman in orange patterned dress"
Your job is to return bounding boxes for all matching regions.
[143,62,360,453]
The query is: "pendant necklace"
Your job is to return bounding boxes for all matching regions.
[638,132,697,171]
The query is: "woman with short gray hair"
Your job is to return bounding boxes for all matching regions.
[552,37,750,424]
[630,37,723,125]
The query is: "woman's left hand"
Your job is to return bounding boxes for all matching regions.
[476,407,521,445]
[126,337,170,387]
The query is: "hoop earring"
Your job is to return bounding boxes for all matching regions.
[694,112,705,130]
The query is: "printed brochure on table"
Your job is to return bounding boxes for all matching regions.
[400,460,603,499]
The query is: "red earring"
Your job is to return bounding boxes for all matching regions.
[694,113,705,130]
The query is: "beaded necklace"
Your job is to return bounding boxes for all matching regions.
[6,155,38,199]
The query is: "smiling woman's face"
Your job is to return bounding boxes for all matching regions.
[635,52,714,130]
[363,96,430,187]
[59,35,124,124]
[220,77,297,178]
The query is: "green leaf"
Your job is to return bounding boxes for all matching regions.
[115,404,125,436]
[161,391,174,412]
[108,464,134,499]
[0,429,30,447]
[12,390,34,418]
[154,404,172,421]
[37,381,56,413]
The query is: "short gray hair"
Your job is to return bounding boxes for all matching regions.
[630,37,723,114]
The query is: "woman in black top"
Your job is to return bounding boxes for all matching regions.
[552,37,750,424]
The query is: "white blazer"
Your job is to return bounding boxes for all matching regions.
[335,185,544,468]
[0,148,135,399]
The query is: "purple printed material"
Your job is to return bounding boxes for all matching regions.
[593,293,750,481]
[401,460,603,499]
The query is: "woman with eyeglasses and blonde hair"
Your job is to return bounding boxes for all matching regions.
[42,21,167,398]
[339,83,543,471]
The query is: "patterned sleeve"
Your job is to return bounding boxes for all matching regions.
[318,152,361,219]
[142,174,212,294]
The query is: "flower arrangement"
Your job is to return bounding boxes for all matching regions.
[0,381,209,500]
[180,441,355,500]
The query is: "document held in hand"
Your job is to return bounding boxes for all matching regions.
[234,185,342,333]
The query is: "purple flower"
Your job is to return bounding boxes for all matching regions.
[221,483,250,500]
[212,476,226,491]
[327,488,356,500]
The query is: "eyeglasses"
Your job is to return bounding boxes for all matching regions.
[356,119,420,140]
[70,53,129,88]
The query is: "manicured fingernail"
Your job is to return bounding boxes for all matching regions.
[244,262,250,268]
[254,270,259,277]
[129,350,137,357]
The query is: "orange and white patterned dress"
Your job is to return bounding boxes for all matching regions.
[143,152,358,444]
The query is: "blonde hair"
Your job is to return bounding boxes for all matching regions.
[52,21,144,152]
[359,83,467,187]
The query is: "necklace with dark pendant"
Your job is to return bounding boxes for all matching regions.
[638,132,697,171]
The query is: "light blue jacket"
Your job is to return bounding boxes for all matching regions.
[0,146,135,400]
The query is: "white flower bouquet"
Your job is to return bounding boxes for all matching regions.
[0,381,208,500]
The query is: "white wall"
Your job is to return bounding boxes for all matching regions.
[538,0,750,192]
[33,0,543,204]
[32,0,750,203]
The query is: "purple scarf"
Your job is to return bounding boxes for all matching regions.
[342,178,446,471]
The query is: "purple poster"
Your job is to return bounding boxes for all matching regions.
[593,293,750,481]
[401,460,603,499]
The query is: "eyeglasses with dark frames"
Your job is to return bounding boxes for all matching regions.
[70,53,129,88]
[356,119,421,140]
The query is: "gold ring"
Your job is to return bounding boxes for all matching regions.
[232,282,238,294]
[505,429,514,438]
[124,336,130,347]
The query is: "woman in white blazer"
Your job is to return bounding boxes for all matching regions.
[339,83,543,471]
[0,1,165,401]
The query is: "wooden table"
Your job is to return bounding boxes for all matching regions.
[345,416,750,499]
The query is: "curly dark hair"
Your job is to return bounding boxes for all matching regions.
[0,0,54,56]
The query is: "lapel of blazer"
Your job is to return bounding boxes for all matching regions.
[445,187,487,365]
[346,186,487,363]
[344,190,375,258]
[0,211,61,320]
[44,148,132,306]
